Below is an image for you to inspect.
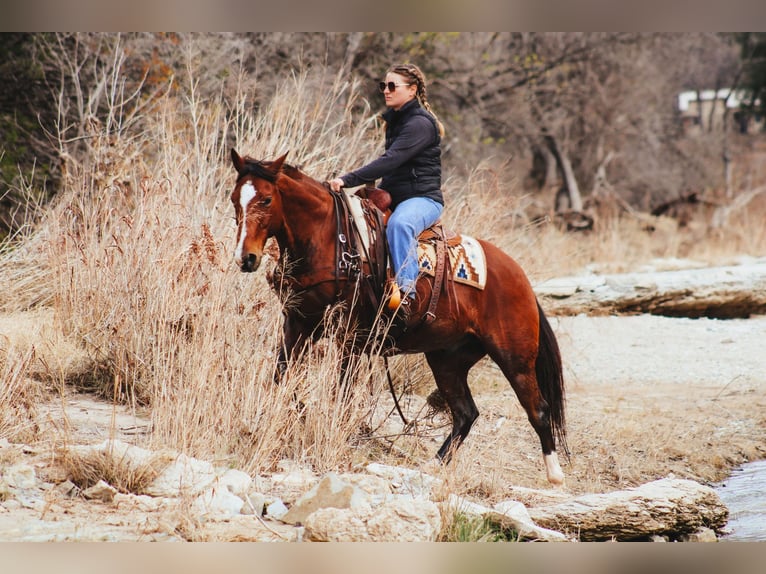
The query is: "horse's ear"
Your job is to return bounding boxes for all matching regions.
[231,148,245,173]
[272,152,289,173]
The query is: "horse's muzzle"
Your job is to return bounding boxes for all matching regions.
[240,253,260,273]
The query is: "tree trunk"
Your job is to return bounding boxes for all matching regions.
[544,134,584,212]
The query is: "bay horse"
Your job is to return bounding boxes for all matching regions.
[230,149,568,485]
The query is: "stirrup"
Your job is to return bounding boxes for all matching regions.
[385,281,402,311]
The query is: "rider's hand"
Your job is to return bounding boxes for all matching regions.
[329,178,344,192]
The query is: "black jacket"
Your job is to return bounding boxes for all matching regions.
[340,99,443,209]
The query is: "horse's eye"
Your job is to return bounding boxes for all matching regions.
[261,197,272,206]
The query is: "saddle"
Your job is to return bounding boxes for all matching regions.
[349,184,453,327]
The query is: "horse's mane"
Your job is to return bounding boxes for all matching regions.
[237,156,281,183]
[239,156,321,188]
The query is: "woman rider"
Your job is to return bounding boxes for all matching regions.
[329,63,445,327]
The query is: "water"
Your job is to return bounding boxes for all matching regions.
[716,460,766,541]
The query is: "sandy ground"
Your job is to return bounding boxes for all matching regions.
[435,312,766,501]
[1,310,765,540]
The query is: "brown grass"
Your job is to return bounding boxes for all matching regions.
[1,61,765,502]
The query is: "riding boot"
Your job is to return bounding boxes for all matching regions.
[387,295,413,340]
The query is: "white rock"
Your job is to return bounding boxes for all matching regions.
[240,491,266,516]
[281,473,370,526]
[215,469,253,496]
[193,486,245,520]
[144,453,216,497]
[445,494,568,542]
[267,465,319,505]
[366,498,441,541]
[302,507,371,542]
[339,473,393,505]
[365,463,441,498]
[528,478,729,541]
[82,480,117,503]
[3,463,38,490]
[266,499,289,520]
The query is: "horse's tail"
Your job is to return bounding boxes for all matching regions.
[535,301,569,458]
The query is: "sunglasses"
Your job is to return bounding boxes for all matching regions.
[379,81,412,93]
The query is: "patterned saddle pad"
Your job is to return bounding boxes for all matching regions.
[417,234,487,290]
[344,192,487,290]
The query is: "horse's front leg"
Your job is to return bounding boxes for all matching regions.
[275,311,314,384]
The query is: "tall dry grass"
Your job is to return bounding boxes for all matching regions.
[1,54,765,481]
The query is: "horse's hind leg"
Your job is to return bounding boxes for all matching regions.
[486,347,565,485]
[425,340,485,463]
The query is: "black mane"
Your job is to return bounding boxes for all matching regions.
[238,157,280,183]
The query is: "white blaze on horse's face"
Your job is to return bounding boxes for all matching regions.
[234,181,258,265]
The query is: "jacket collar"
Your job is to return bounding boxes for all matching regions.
[382,98,421,123]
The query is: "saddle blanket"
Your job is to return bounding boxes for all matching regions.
[345,192,487,290]
[418,235,487,290]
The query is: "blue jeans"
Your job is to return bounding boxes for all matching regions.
[387,196,443,298]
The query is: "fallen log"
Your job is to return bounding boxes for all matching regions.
[535,258,766,318]
[527,478,729,541]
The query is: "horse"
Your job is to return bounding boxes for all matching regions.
[229,149,568,485]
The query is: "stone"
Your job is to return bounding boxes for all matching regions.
[240,491,266,516]
[193,485,244,519]
[528,478,729,541]
[53,480,79,497]
[365,463,441,499]
[82,480,117,503]
[144,453,217,497]
[266,499,289,521]
[281,473,369,526]
[680,527,718,542]
[444,494,568,542]
[339,473,393,505]
[302,496,441,542]
[216,469,253,497]
[2,463,38,490]
[266,462,319,504]
[365,498,441,541]
[536,259,766,318]
[492,499,569,542]
[302,507,371,542]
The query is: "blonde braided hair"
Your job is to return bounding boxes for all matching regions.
[388,63,445,137]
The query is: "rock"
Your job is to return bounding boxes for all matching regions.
[338,473,393,505]
[365,498,442,542]
[215,469,253,497]
[193,485,244,520]
[536,259,766,318]
[266,461,319,504]
[528,478,729,541]
[444,495,568,542]
[195,515,301,542]
[265,499,289,521]
[303,497,441,542]
[239,491,266,516]
[680,527,718,542]
[281,473,370,525]
[2,463,38,490]
[82,480,117,503]
[365,463,441,499]
[144,453,216,497]
[113,493,170,512]
[492,499,569,542]
[302,507,371,542]
[53,480,79,497]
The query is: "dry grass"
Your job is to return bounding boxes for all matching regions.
[57,447,172,494]
[1,60,765,503]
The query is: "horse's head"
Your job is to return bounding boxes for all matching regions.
[230,149,288,272]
